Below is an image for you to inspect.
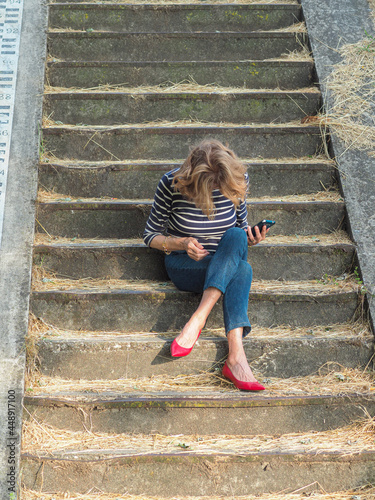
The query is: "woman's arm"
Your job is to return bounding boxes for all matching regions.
[150,234,209,261]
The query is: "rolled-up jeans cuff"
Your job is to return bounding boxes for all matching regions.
[226,323,252,338]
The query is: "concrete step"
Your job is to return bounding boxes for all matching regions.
[30,280,359,331]
[46,60,315,89]
[47,31,307,62]
[34,331,373,380]
[49,3,302,32]
[42,123,323,161]
[24,388,375,435]
[20,446,375,495]
[38,159,335,199]
[35,198,345,238]
[33,239,355,281]
[44,89,321,125]
[20,488,375,500]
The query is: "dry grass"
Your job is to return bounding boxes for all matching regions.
[21,411,375,457]
[48,0,299,5]
[33,230,352,247]
[41,117,316,129]
[277,44,313,61]
[27,314,372,342]
[44,81,317,95]
[24,362,375,398]
[321,36,375,157]
[39,154,333,166]
[31,264,360,293]
[20,487,375,500]
[36,187,341,203]
[48,22,305,34]
[369,0,375,22]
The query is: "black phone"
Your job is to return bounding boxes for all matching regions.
[251,219,276,237]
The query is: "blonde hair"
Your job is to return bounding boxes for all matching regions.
[172,140,247,219]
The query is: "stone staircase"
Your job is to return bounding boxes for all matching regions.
[21,0,375,497]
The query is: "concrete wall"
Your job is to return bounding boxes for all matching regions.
[301,0,375,330]
[0,0,47,497]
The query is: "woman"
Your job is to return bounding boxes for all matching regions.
[143,140,268,391]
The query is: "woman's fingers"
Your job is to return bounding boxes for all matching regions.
[247,225,268,246]
[184,237,209,261]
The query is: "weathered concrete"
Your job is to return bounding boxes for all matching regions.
[300,0,375,329]
[38,160,336,199]
[44,90,321,125]
[24,393,375,436]
[35,200,346,238]
[47,31,306,62]
[46,60,315,90]
[0,0,46,497]
[42,124,323,161]
[35,335,374,379]
[30,288,359,332]
[20,451,375,496]
[33,242,355,281]
[49,3,302,32]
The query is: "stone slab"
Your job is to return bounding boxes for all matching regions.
[38,160,335,199]
[33,242,355,281]
[21,451,375,496]
[30,288,359,332]
[48,3,302,32]
[24,393,375,436]
[0,0,46,497]
[43,91,321,125]
[45,60,315,89]
[47,31,306,62]
[35,199,346,238]
[42,124,323,161]
[300,0,375,330]
[35,335,374,379]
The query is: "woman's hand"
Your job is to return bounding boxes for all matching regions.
[183,237,210,261]
[246,225,268,246]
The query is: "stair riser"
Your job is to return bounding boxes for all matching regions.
[47,32,306,62]
[44,92,321,125]
[38,162,336,199]
[30,290,358,331]
[46,61,315,89]
[37,337,373,379]
[49,4,302,32]
[42,127,323,161]
[21,453,375,496]
[24,397,375,436]
[33,244,354,281]
[35,202,345,238]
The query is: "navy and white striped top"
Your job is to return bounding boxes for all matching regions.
[143,169,249,253]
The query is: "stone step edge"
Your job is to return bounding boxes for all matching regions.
[33,240,354,250]
[42,123,321,132]
[36,200,344,209]
[49,2,301,10]
[20,449,375,462]
[37,332,373,344]
[23,392,375,409]
[47,30,304,37]
[44,89,321,97]
[31,284,359,298]
[46,59,314,66]
[39,158,333,168]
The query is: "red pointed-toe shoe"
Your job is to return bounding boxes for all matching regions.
[170,330,202,357]
[222,361,265,391]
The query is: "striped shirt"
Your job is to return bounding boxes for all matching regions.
[143,169,249,252]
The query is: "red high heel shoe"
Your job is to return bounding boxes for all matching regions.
[222,361,265,391]
[170,330,202,357]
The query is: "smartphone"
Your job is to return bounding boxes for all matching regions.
[251,219,276,237]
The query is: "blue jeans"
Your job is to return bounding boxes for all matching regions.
[164,227,252,337]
